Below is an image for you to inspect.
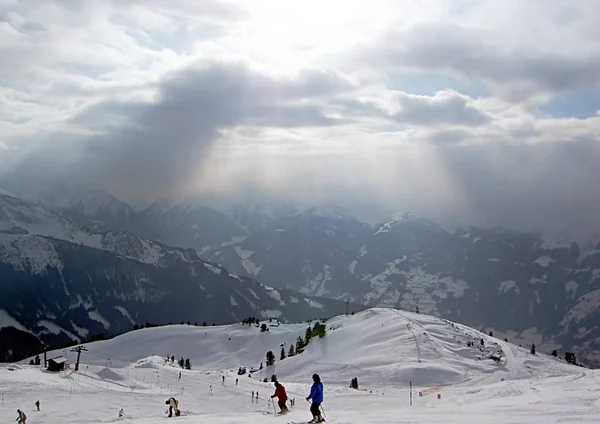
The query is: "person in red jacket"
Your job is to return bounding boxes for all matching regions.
[271,381,289,414]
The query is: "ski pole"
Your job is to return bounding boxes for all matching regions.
[320,404,326,419]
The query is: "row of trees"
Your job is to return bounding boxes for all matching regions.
[166,355,192,370]
[266,321,328,366]
[133,321,215,331]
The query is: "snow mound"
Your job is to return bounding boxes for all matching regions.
[96,367,127,381]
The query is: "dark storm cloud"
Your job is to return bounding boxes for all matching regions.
[60,62,353,202]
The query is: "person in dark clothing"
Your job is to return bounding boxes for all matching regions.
[306,373,324,423]
[271,381,289,414]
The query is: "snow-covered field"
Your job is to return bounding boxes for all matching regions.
[1,308,599,423]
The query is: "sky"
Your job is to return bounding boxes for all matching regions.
[1,0,600,236]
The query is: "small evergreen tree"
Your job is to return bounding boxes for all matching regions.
[171,355,175,363]
[185,358,191,370]
[350,377,358,389]
[504,338,508,342]
[202,322,207,326]
[316,322,327,338]
[489,331,493,337]
[34,355,40,365]
[280,347,286,360]
[261,323,268,332]
[29,359,34,365]
[551,349,557,358]
[305,327,313,343]
[266,350,275,366]
[288,344,296,357]
[530,344,536,355]
[565,351,577,365]
[480,338,485,346]
[296,336,305,354]
[178,357,185,368]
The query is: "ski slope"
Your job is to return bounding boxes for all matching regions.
[1,308,599,423]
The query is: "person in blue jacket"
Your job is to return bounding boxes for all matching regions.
[306,373,324,423]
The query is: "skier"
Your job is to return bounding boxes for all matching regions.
[271,381,289,414]
[16,409,27,424]
[178,371,181,380]
[119,408,124,418]
[236,378,239,386]
[165,397,180,417]
[34,400,40,411]
[306,373,324,423]
[222,375,225,384]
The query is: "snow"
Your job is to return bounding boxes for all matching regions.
[374,212,413,235]
[534,256,555,267]
[234,246,262,276]
[0,234,64,275]
[498,280,519,294]
[203,263,223,275]
[3,308,598,423]
[565,281,578,299]
[0,195,210,269]
[89,310,111,329]
[305,299,324,309]
[296,206,355,221]
[0,309,29,332]
[114,306,136,325]
[302,265,332,297]
[560,289,600,329]
[71,321,90,338]
[37,320,80,342]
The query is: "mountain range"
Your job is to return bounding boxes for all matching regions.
[0,190,361,362]
[1,182,599,367]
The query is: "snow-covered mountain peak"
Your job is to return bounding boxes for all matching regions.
[296,205,358,222]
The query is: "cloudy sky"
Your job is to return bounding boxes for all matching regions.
[1,0,600,235]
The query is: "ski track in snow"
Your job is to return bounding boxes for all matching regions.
[1,308,599,424]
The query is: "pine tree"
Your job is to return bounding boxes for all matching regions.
[305,327,313,344]
[34,355,40,365]
[530,344,536,355]
[296,336,305,354]
[489,331,493,337]
[288,344,295,357]
[178,357,185,368]
[551,349,557,358]
[280,347,286,360]
[316,322,327,338]
[266,351,275,366]
[185,358,191,370]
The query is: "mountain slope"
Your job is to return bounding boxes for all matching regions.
[38,307,581,386]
